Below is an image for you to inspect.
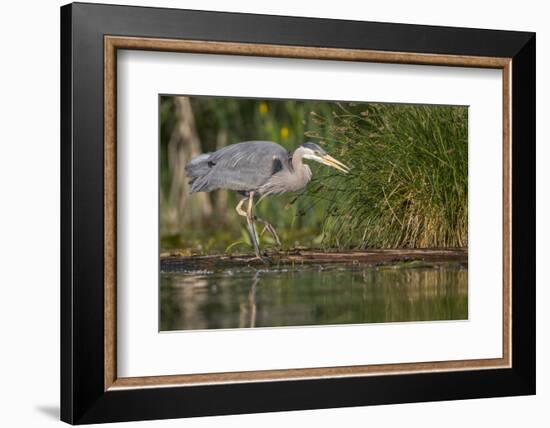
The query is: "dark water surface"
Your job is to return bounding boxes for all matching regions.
[160,262,468,331]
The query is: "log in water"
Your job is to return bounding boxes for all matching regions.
[160,248,467,273]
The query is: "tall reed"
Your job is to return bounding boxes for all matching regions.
[303,103,468,249]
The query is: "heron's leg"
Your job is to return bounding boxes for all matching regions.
[236,196,263,259]
[245,192,262,259]
[235,197,247,217]
[254,216,282,247]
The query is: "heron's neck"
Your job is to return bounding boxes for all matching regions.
[291,148,312,186]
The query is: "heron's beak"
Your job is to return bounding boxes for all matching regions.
[317,154,351,174]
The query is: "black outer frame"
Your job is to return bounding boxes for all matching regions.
[60,2,535,424]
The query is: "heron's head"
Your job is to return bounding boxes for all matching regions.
[299,142,350,174]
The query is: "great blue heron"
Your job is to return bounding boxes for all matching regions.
[185,141,350,259]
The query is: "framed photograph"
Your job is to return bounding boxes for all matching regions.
[60,2,535,424]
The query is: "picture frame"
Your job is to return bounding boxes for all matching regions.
[60,2,535,424]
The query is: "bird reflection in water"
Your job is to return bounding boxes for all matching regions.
[239,271,260,328]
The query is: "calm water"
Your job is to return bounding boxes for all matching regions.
[160,262,467,331]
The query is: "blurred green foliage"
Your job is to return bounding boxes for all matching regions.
[160,96,467,253]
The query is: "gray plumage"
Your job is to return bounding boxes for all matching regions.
[185,141,313,196]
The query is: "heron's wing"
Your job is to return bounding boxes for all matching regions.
[201,141,290,192]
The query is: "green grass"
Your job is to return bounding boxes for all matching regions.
[302,102,468,249]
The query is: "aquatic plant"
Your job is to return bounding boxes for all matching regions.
[302,103,468,249]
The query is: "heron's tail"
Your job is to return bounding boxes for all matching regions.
[184,153,212,193]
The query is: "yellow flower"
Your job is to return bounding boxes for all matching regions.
[280,126,289,140]
[258,102,268,115]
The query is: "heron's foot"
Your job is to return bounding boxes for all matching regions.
[248,254,268,264]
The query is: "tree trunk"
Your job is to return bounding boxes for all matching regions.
[166,96,213,232]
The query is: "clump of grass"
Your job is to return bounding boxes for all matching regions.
[303,102,468,249]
